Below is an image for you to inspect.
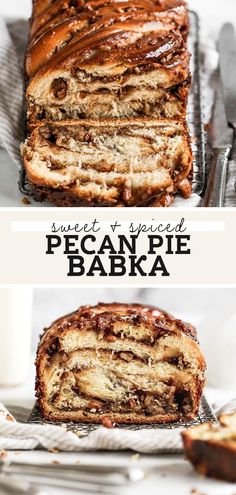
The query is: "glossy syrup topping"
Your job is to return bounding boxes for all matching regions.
[26,0,188,78]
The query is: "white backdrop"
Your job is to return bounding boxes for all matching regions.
[33,288,236,389]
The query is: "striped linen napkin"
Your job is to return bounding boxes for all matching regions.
[0,17,24,168]
[0,398,231,454]
[0,402,184,454]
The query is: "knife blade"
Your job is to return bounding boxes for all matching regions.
[219,23,236,129]
[202,23,236,207]
[202,80,234,207]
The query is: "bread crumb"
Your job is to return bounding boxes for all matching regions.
[21,197,31,205]
[131,453,140,461]
[48,448,59,453]
[6,414,14,422]
[204,122,211,131]
[0,451,8,459]
[190,489,207,495]
[52,460,60,464]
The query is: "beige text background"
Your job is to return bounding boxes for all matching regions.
[1,208,235,285]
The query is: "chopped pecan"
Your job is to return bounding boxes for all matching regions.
[39,126,51,140]
[119,352,133,362]
[144,395,154,407]
[128,399,136,409]
[101,417,114,428]
[106,334,117,342]
[46,338,60,356]
[51,78,68,100]
[88,400,103,411]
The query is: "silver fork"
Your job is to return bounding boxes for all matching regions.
[0,478,47,495]
[0,462,145,494]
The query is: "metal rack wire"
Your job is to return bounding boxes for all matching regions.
[18,11,206,203]
[28,395,217,452]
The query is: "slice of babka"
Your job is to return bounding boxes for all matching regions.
[182,412,236,482]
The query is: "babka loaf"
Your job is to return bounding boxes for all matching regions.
[21,0,193,207]
[35,303,206,424]
[182,412,236,482]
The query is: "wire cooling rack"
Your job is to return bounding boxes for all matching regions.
[28,396,217,439]
[18,11,206,202]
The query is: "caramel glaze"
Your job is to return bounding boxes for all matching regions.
[38,302,198,354]
[26,0,189,79]
[31,0,186,35]
[32,0,186,16]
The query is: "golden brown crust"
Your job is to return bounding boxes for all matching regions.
[182,413,236,482]
[36,303,206,424]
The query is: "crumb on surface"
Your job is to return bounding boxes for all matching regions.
[21,197,31,205]
[6,414,14,422]
[0,451,8,459]
[48,448,59,453]
[130,453,140,462]
[51,460,60,464]
[190,489,207,495]
[204,122,211,131]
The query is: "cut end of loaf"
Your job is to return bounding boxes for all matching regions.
[36,303,206,424]
[22,119,192,207]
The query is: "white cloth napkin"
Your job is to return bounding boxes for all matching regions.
[0,399,234,454]
[0,418,184,454]
[0,403,184,453]
[0,16,235,206]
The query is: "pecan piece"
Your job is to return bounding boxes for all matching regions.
[119,352,133,362]
[106,334,117,342]
[88,400,103,411]
[144,395,154,407]
[101,417,114,428]
[128,399,136,409]
[51,78,68,100]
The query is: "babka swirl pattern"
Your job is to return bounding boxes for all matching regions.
[21,0,193,207]
[36,303,206,423]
